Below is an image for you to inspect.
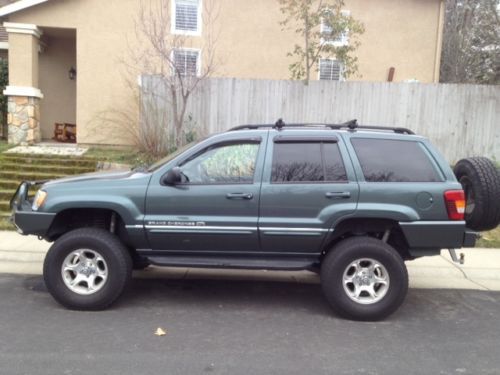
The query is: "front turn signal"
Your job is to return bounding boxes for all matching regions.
[32,190,47,211]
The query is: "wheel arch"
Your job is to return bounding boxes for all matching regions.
[322,217,412,260]
[46,207,130,246]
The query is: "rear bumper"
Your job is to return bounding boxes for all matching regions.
[463,230,478,248]
[399,221,478,249]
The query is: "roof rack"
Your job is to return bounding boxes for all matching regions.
[229,119,414,135]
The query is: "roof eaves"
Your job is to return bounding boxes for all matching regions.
[0,0,49,17]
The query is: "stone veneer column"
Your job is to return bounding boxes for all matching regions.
[7,96,41,145]
[3,22,43,145]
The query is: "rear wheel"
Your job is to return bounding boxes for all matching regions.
[321,236,408,321]
[43,228,132,310]
[454,157,500,231]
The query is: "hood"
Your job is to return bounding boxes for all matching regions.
[43,169,139,186]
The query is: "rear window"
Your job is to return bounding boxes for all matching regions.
[271,141,347,183]
[351,138,442,182]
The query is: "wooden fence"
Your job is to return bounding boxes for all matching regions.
[141,77,500,163]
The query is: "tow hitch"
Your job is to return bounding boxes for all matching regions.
[448,248,465,265]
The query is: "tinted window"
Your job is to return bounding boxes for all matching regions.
[180,142,259,184]
[351,138,442,182]
[271,142,347,183]
[324,143,348,182]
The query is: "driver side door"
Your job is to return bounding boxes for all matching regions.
[145,137,265,254]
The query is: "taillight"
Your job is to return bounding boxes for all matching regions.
[444,190,465,220]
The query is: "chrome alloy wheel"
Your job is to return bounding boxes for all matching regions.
[342,258,390,304]
[61,249,108,295]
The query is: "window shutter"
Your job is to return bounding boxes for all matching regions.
[319,59,342,81]
[173,49,199,76]
[175,0,199,32]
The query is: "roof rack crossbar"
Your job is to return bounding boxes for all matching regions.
[229,121,414,135]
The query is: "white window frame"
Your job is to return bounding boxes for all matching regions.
[171,0,202,36]
[318,58,344,81]
[320,9,350,47]
[171,48,202,77]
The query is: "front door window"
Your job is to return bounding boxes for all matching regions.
[180,142,260,184]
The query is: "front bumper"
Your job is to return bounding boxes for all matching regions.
[10,181,55,237]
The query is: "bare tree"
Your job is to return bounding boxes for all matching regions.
[440,0,500,84]
[129,0,220,150]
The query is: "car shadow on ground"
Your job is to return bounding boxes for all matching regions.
[22,273,500,322]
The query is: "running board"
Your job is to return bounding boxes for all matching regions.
[146,255,318,271]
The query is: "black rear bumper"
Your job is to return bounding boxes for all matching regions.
[463,230,479,248]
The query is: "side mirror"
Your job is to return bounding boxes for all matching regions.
[162,167,182,186]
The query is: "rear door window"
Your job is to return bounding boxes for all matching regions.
[351,138,442,182]
[271,141,347,183]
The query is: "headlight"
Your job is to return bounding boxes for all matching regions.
[32,190,47,211]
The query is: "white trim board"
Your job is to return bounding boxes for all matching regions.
[3,86,44,98]
[0,0,50,17]
[3,22,43,38]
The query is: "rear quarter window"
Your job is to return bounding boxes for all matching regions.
[351,138,443,182]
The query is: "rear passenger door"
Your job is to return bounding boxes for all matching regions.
[258,131,359,254]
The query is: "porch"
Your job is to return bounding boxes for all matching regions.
[4,23,76,145]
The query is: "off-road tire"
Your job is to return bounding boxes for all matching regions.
[43,228,132,310]
[454,157,500,231]
[321,236,408,321]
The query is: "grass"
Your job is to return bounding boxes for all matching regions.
[0,140,14,153]
[85,146,164,168]
[477,226,500,248]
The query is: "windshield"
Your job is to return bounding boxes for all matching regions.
[147,140,200,172]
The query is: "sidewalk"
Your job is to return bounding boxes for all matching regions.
[1,230,499,291]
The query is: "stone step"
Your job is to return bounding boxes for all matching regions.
[0,217,14,231]
[0,200,10,211]
[0,162,93,174]
[0,154,96,168]
[0,189,15,200]
[0,180,21,190]
[0,170,66,181]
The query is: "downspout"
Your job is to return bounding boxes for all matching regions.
[433,0,445,83]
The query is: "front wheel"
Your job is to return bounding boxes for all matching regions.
[43,228,132,310]
[321,236,408,321]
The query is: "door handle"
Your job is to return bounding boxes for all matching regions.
[325,191,351,199]
[226,193,253,200]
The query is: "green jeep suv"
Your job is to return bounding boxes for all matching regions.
[10,120,500,320]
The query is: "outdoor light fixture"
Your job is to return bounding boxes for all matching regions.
[68,67,76,80]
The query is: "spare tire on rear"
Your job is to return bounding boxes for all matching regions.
[454,157,500,231]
